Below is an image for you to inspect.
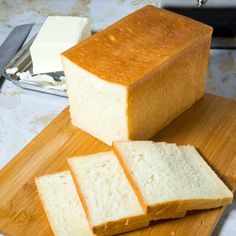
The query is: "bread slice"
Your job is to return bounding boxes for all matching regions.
[35,171,93,236]
[113,141,233,218]
[68,151,148,235]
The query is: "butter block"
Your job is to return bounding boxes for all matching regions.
[61,6,212,145]
[30,16,91,74]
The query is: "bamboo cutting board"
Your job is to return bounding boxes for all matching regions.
[0,93,235,236]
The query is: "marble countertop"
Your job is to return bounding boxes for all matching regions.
[0,1,236,235]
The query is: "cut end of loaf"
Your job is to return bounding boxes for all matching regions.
[61,56,129,146]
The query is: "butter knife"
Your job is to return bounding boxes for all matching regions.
[0,23,34,89]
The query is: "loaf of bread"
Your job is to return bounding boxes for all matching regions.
[61,5,213,145]
[112,141,233,218]
[35,171,93,236]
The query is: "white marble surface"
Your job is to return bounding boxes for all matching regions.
[0,80,68,168]
[0,1,236,236]
[207,50,236,99]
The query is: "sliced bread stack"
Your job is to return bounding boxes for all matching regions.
[112,141,233,219]
[35,141,233,236]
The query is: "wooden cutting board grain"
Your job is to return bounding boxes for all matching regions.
[0,93,235,236]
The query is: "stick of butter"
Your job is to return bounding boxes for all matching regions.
[30,16,91,74]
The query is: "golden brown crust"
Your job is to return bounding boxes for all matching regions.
[98,221,149,236]
[158,210,186,220]
[127,35,211,140]
[93,215,149,235]
[93,205,187,235]
[175,197,233,212]
[62,5,212,87]
[97,210,187,235]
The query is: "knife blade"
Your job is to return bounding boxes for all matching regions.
[0,24,34,88]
